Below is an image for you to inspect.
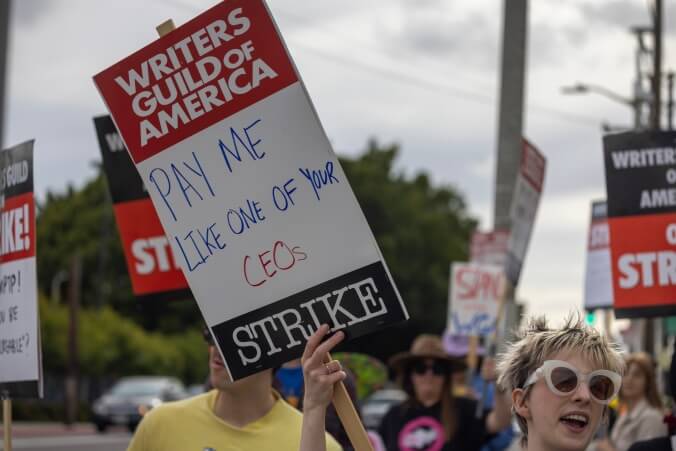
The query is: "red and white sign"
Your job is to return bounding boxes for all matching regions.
[94,115,190,301]
[0,140,42,398]
[584,201,613,310]
[113,199,188,296]
[610,214,676,313]
[470,229,509,268]
[94,0,407,380]
[506,139,546,285]
[448,263,505,336]
[603,130,676,318]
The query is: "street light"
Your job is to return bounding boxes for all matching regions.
[561,83,636,107]
[561,82,639,129]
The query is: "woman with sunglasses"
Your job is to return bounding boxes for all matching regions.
[376,334,512,451]
[590,352,667,451]
[496,315,625,451]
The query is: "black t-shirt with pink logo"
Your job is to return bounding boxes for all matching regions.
[377,397,487,451]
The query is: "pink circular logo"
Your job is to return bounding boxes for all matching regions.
[397,416,445,451]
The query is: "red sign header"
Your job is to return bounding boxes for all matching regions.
[93,0,298,163]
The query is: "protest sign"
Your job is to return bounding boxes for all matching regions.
[447,263,504,336]
[505,138,546,285]
[94,115,191,301]
[583,200,613,310]
[0,141,42,398]
[603,130,676,318]
[94,0,407,380]
[470,229,509,268]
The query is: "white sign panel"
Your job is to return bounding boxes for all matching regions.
[506,139,546,284]
[470,229,509,268]
[94,0,407,380]
[0,141,42,397]
[448,263,504,336]
[584,201,613,310]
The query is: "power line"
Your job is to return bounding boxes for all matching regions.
[272,7,497,93]
[160,0,602,128]
[293,42,600,127]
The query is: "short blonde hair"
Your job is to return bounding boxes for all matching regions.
[496,314,625,446]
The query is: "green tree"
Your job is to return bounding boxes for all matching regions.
[37,173,131,311]
[36,171,202,330]
[337,141,477,358]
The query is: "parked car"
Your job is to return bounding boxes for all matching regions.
[186,383,207,397]
[91,376,188,432]
[361,387,408,430]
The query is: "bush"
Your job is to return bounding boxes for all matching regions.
[39,296,209,384]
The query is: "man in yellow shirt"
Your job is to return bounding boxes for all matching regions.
[127,328,342,451]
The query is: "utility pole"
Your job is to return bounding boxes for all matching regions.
[0,0,10,148]
[494,0,528,231]
[651,0,662,130]
[65,255,81,426]
[631,27,653,129]
[493,0,529,341]
[668,72,674,130]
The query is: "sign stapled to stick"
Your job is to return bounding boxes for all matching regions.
[447,263,505,337]
[583,200,613,310]
[505,138,546,285]
[0,141,42,398]
[603,130,676,318]
[94,115,191,301]
[94,0,408,380]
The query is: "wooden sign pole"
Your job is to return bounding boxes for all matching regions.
[2,391,11,451]
[154,19,373,451]
[328,353,373,451]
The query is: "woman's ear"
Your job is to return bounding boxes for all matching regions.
[512,388,531,420]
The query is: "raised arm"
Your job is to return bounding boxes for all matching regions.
[299,324,346,451]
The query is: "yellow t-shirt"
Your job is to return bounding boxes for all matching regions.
[127,390,343,451]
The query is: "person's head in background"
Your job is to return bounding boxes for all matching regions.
[390,334,465,440]
[497,315,624,451]
[620,352,662,410]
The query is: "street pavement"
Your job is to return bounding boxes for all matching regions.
[1,423,132,451]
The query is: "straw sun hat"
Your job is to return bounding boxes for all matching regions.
[388,334,467,375]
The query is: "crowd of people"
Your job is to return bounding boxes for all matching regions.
[126,315,676,451]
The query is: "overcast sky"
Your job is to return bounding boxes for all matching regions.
[5,0,676,329]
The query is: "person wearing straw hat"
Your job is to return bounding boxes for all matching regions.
[376,334,512,451]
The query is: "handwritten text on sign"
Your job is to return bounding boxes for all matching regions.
[448,263,505,336]
[94,0,407,379]
[0,140,41,395]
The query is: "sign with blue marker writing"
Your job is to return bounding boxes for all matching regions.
[447,263,505,337]
[93,0,407,380]
[0,140,42,398]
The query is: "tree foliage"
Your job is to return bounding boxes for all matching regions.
[36,173,202,329]
[341,140,477,331]
[37,174,131,311]
[40,295,208,383]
